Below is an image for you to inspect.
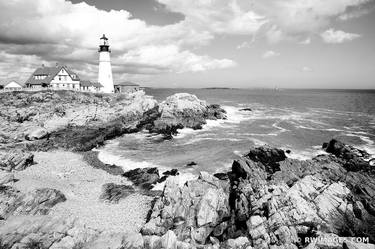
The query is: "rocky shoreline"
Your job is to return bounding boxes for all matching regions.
[0,90,374,249]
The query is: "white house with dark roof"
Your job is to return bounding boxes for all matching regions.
[25,64,80,89]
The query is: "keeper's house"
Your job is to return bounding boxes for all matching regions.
[0,81,24,91]
[25,64,80,89]
[114,81,140,93]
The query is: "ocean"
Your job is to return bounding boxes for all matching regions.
[98,88,375,178]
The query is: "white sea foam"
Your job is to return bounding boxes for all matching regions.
[152,171,198,191]
[97,148,170,173]
[344,133,375,156]
[286,147,328,160]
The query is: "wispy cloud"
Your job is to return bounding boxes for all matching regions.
[321,29,361,43]
[299,38,311,45]
[301,66,313,72]
[262,50,280,59]
[236,41,252,49]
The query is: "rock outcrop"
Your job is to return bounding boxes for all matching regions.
[148,93,227,138]
[0,91,226,151]
[142,171,231,245]
[0,150,34,172]
[323,139,373,172]
[123,167,160,190]
[0,187,66,219]
[140,140,375,249]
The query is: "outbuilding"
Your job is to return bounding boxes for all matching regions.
[80,80,103,92]
[114,82,140,93]
[0,81,24,91]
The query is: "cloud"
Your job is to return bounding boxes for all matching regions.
[0,0,373,83]
[320,29,361,43]
[157,0,268,35]
[338,4,375,20]
[301,66,313,72]
[117,45,236,73]
[252,0,372,42]
[262,50,280,59]
[0,0,235,82]
[236,41,252,49]
[299,38,312,45]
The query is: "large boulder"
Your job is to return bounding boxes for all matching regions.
[148,93,226,137]
[25,126,49,140]
[323,139,372,172]
[142,172,230,244]
[0,150,34,172]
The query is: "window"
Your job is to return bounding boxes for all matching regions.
[59,76,62,81]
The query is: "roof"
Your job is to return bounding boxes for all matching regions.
[0,81,24,87]
[80,80,103,88]
[25,65,80,85]
[114,81,139,87]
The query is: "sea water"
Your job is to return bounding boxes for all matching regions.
[98,88,375,176]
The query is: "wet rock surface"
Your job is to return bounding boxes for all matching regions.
[123,167,160,190]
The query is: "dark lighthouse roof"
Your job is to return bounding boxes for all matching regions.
[99,34,110,53]
[100,34,108,40]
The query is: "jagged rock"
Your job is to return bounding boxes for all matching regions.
[123,167,160,190]
[144,235,162,249]
[186,161,197,167]
[161,230,178,249]
[0,215,87,249]
[245,146,286,174]
[0,187,66,219]
[163,169,179,176]
[239,108,252,112]
[206,104,227,120]
[221,236,251,249]
[323,139,371,172]
[99,183,135,203]
[83,232,144,249]
[142,172,230,244]
[0,150,34,172]
[0,172,14,185]
[25,126,49,140]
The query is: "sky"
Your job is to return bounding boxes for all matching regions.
[0,0,374,89]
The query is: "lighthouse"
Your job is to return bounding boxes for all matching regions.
[98,34,114,93]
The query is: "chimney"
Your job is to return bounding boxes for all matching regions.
[56,63,59,67]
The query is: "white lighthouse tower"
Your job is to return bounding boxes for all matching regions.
[98,34,114,93]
